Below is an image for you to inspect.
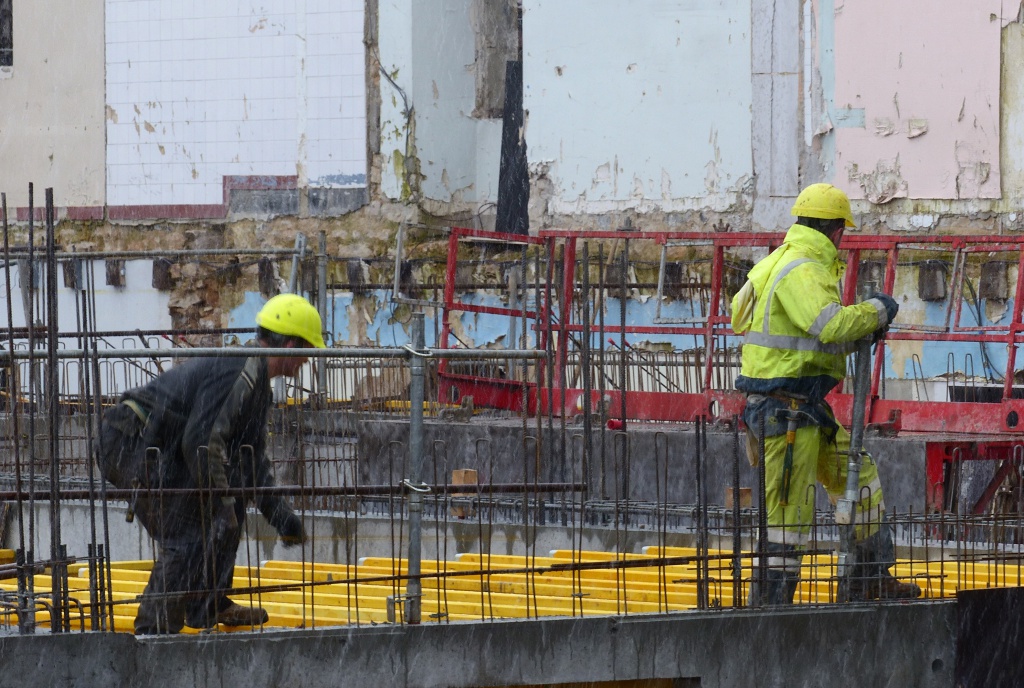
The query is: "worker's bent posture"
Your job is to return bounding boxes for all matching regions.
[732,183,921,605]
[97,293,326,634]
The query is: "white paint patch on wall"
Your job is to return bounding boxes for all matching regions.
[831,0,1001,201]
[0,261,172,334]
[105,0,365,207]
[0,261,174,393]
[377,0,502,204]
[523,0,753,214]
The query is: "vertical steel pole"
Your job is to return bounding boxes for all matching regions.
[45,188,64,632]
[1002,250,1024,399]
[837,281,876,601]
[26,183,36,555]
[580,243,592,496]
[755,410,767,605]
[597,245,607,500]
[405,313,426,624]
[316,231,328,395]
[836,337,872,602]
[276,234,308,404]
[1,194,30,633]
[288,233,307,294]
[731,417,743,606]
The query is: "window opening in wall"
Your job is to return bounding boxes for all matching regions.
[0,0,11,67]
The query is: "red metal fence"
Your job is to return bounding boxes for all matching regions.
[435,228,1024,513]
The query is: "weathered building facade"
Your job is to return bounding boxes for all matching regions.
[3,1,1023,230]
[1,1,1023,338]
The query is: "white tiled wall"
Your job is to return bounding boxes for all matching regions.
[305,0,367,186]
[106,0,366,208]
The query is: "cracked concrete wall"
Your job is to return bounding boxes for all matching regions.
[523,0,753,228]
[0,0,105,208]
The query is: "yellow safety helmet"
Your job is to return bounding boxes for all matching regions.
[255,294,326,348]
[791,183,856,228]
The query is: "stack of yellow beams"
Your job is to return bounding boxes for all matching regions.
[0,546,1011,633]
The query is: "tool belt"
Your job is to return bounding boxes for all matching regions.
[742,392,839,442]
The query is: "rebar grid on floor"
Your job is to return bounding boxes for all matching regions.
[0,188,1022,637]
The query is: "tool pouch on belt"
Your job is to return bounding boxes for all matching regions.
[96,401,165,490]
[741,394,840,467]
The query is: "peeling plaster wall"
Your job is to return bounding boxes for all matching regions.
[105,0,366,208]
[0,0,105,209]
[234,289,418,348]
[522,0,753,216]
[825,0,1002,203]
[377,0,503,208]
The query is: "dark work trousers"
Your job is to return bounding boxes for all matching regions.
[132,496,241,633]
[97,405,241,634]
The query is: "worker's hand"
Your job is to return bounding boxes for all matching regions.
[277,511,307,548]
[211,500,240,545]
[868,292,899,326]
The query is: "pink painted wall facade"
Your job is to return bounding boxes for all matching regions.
[829,0,1003,201]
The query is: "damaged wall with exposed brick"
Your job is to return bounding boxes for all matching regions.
[3,0,1024,339]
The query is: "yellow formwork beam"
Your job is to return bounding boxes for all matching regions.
[22,546,1021,634]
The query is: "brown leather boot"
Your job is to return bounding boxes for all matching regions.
[848,573,921,601]
[215,602,269,627]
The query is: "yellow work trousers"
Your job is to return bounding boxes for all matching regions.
[747,419,885,550]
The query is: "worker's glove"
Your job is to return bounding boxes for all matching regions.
[277,511,307,548]
[211,499,240,546]
[868,292,899,326]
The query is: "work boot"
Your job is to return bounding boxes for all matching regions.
[848,573,921,601]
[749,569,800,605]
[215,602,269,627]
[848,525,922,601]
[749,543,802,606]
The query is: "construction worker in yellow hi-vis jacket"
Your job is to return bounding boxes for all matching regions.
[732,183,921,605]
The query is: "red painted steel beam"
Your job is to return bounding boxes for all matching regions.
[438,227,1024,439]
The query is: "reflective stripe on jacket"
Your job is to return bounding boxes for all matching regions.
[732,223,887,387]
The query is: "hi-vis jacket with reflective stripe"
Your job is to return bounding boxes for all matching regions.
[731,223,887,390]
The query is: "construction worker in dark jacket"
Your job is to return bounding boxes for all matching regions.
[731,183,921,605]
[97,293,326,634]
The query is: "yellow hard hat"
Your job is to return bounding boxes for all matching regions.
[791,183,856,228]
[256,294,326,348]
